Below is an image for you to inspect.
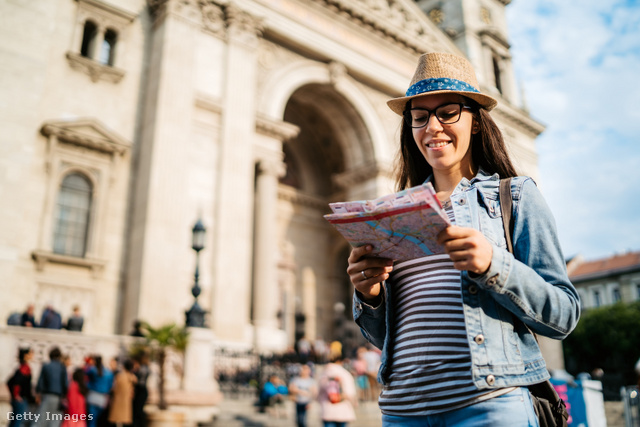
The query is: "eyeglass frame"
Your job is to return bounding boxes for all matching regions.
[403,102,474,128]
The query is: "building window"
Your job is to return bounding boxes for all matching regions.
[593,290,601,308]
[53,173,93,257]
[99,29,118,66]
[80,20,98,58]
[612,287,621,303]
[492,55,502,94]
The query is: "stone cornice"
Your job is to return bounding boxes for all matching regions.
[478,28,510,50]
[278,185,328,211]
[255,115,300,142]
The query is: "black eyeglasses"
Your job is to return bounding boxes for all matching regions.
[403,103,473,128]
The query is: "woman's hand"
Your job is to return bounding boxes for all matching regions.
[437,225,493,275]
[346,245,394,302]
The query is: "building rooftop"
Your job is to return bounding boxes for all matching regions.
[569,251,640,282]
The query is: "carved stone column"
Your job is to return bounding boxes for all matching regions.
[253,159,286,350]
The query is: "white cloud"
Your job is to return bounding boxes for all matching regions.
[507,0,640,260]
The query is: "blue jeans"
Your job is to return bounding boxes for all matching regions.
[10,399,29,427]
[381,387,539,427]
[323,423,347,427]
[295,402,309,427]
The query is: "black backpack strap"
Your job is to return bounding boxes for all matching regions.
[499,178,514,254]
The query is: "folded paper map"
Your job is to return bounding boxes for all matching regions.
[324,182,451,261]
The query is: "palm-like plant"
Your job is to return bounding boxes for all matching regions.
[140,322,189,410]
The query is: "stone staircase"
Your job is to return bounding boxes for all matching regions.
[209,396,382,427]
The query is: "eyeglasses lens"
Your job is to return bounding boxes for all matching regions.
[405,104,463,128]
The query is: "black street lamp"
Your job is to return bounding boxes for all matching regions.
[185,218,208,327]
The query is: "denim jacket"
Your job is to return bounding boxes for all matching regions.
[352,170,580,390]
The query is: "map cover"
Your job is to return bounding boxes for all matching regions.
[324,183,451,261]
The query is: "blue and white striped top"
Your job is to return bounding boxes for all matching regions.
[378,208,512,415]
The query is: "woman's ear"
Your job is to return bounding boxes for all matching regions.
[472,120,480,134]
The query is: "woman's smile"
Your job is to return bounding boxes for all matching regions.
[426,139,451,149]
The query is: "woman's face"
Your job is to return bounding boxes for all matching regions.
[410,93,477,177]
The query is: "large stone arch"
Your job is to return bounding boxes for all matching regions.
[256,59,395,351]
[258,59,392,173]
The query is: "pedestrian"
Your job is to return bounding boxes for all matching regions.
[289,364,318,427]
[35,346,69,427]
[20,304,37,327]
[347,52,580,426]
[61,368,89,427]
[86,355,114,427]
[40,302,63,329]
[317,354,357,427]
[132,352,150,427]
[7,348,35,427]
[65,305,84,332]
[108,359,137,427]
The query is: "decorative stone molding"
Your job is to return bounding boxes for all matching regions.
[200,1,226,37]
[66,52,126,83]
[319,0,452,54]
[76,0,136,31]
[31,250,107,278]
[226,3,263,45]
[147,0,262,43]
[329,61,347,86]
[256,115,300,142]
[41,118,131,157]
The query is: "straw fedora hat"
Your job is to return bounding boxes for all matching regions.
[387,52,497,115]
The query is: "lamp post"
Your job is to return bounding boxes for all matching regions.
[185,218,207,327]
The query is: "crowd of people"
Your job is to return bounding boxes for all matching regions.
[6,346,150,427]
[250,343,381,427]
[7,303,84,332]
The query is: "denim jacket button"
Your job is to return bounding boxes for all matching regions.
[468,284,478,294]
[458,198,466,205]
[486,375,496,386]
[487,276,498,286]
[474,334,485,345]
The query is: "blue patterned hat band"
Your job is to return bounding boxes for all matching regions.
[406,78,480,97]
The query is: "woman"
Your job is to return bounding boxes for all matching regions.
[347,52,580,426]
[86,355,114,427]
[317,355,357,427]
[7,348,34,427]
[108,359,137,427]
[62,369,89,427]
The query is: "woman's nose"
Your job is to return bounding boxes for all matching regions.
[425,114,443,132]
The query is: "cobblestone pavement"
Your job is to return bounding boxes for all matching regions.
[211,396,382,427]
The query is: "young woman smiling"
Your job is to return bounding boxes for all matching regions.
[346,52,580,426]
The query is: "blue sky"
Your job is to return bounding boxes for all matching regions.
[505,0,640,261]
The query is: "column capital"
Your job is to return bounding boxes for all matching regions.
[258,159,286,179]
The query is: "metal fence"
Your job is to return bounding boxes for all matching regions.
[622,386,640,427]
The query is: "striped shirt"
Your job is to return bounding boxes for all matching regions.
[378,207,512,415]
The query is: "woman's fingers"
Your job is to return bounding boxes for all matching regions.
[346,245,394,299]
[437,226,492,274]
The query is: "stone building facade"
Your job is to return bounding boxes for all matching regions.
[1,0,546,356]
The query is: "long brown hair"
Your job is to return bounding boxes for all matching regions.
[395,101,517,190]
